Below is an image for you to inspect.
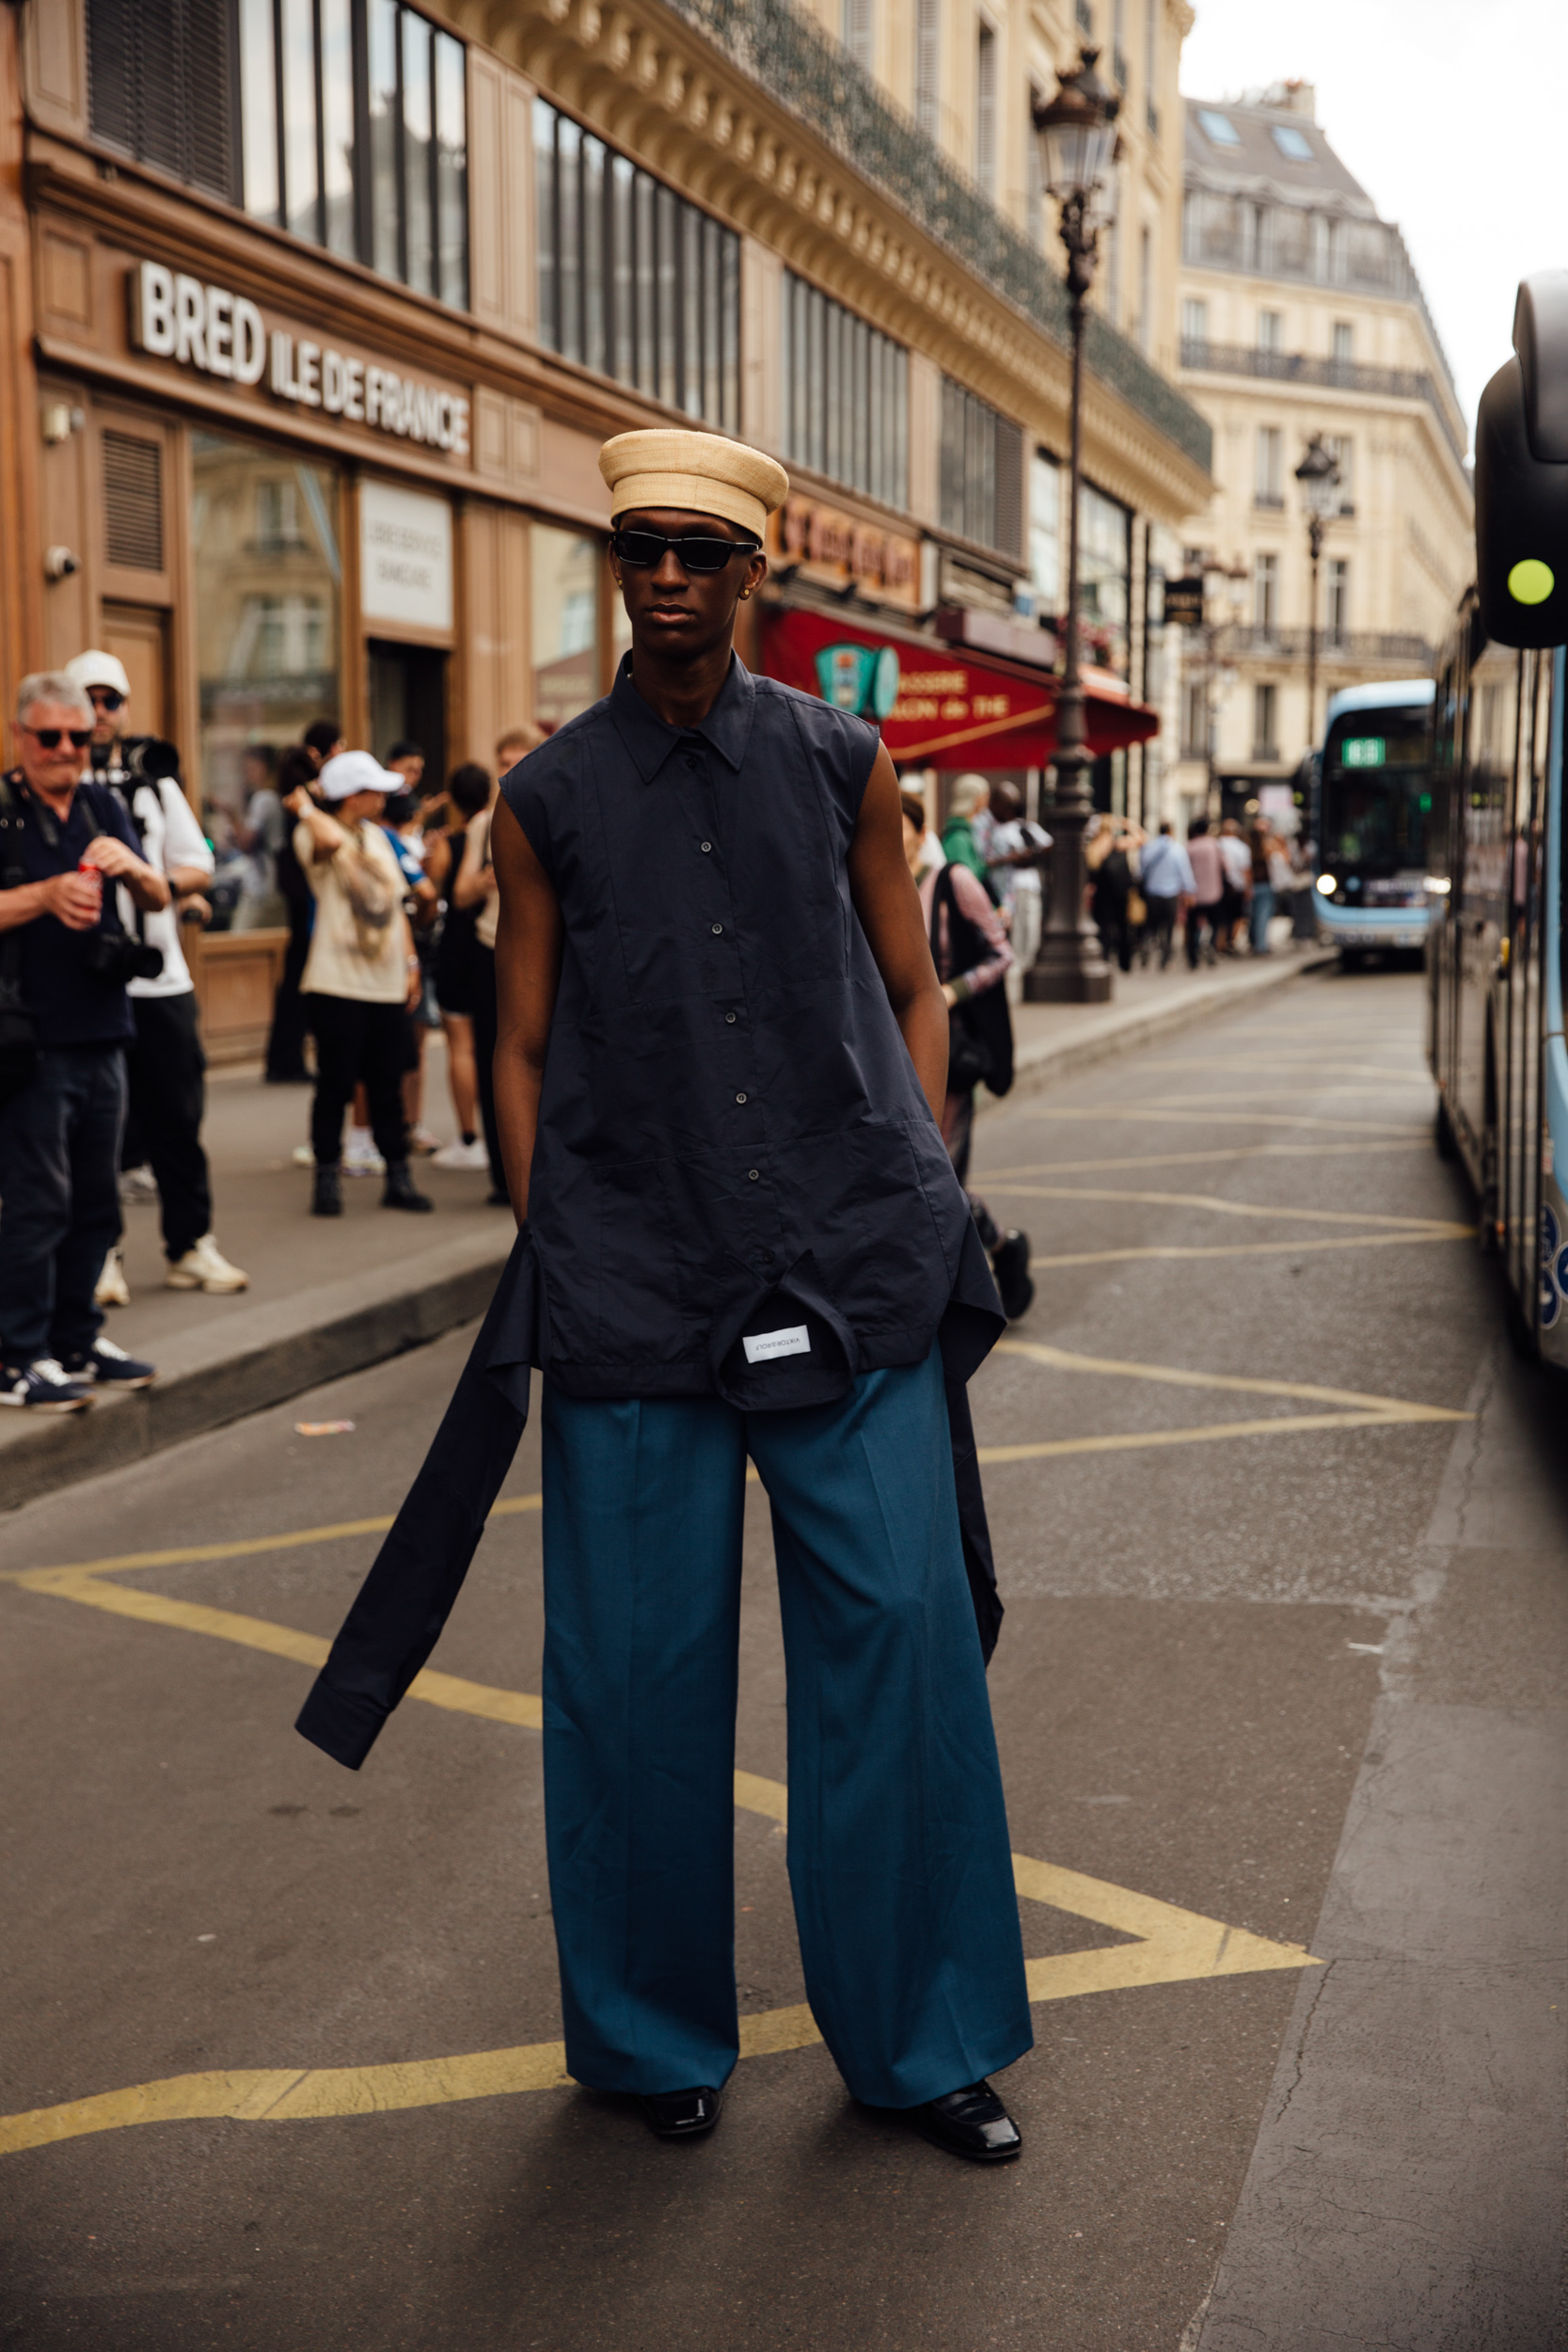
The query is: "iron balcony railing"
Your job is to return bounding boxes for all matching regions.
[1180,339,1466,469]
[658,0,1213,475]
[1214,624,1434,666]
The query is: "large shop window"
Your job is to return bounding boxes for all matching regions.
[237,0,467,303]
[87,0,241,202]
[533,100,739,433]
[780,274,909,512]
[532,525,603,735]
[1078,479,1132,677]
[192,430,341,822]
[940,378,1023,559]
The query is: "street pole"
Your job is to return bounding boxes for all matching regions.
[1294,436,1339,767]
[1025,49,1119,1006]
[1306,512,1323,758]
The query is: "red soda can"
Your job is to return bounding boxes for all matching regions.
[77,856,103,913]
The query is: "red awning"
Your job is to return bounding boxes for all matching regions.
[759,605,1158,769]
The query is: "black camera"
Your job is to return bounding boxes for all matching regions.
[123,736,182,785]
[85,928,164,984]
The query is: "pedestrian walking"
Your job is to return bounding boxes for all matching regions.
[1247,820,1277,955]
[61,651,247,1303]
[985,780,1051,970]
[1184,817,1226,968]
[1087,814,1142,974]
[1216,818,1251,954]
[298,428,1032,2167]
[906,791,1034,1322]
[423,762,494,1172]
[941,773,992,883]
[264,723,342,1083]
[0,673,168,1409]
[1137,820,1195,969]
[289,750,433,1218]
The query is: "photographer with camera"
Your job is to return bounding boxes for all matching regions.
[0,674,168,1409]
[65,651,248,1302]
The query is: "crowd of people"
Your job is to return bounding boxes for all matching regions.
[0,655,539,1413]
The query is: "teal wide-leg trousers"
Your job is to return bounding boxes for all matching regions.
[539,1343,1034,2108]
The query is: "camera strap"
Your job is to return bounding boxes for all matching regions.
[0,774,27,1003]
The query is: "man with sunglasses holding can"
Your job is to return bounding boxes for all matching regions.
[297,431,1033,2165]
[0,674,167,1409]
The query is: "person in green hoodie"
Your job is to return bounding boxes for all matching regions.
[941,772,991,882]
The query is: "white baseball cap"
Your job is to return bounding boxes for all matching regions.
[318,750,402,802]
[65,649,132,698]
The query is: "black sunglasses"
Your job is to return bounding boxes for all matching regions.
[611,529,762,574]
[87,688,125,712]
[24,726,93,750]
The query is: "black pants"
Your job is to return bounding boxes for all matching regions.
[122,991,213,1262]
[306,994,410,1170]
[265,913,313,1079]
[1145,895,1179,966]
[469,943,505,1194]
[0,1044,125,1365]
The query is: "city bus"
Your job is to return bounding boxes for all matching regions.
[1313,679,1443,961]
[1428,269,1568,1363]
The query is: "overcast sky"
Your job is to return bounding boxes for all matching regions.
[1180,0,1568,441]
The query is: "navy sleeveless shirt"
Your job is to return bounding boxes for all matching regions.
[500,652,1003,1406]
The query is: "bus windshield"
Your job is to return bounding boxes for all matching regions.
[1321,710,1434,873]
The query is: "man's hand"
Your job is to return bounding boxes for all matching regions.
[847,744,948,1121]
[41,870,104,931]
[80,834,170,911]
[179,894,213,927]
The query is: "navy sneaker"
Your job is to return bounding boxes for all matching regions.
[59,1338,156,1391]
[0,1358,94,1412]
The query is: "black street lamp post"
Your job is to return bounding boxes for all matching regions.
[1294,434,1340,760]
[1025,48,1120,1004]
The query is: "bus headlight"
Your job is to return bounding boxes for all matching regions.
[1315,873,1337,895]
[1423,876,1450,896]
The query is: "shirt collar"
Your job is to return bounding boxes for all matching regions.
[608,651,757,781]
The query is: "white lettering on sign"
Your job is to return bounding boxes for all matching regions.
[359,480,453,631]
[131,261,467,457]
[742,1326,811,1364]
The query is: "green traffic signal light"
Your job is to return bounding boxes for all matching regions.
[1508,557,1556,605]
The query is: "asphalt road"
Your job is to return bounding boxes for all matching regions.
[2,965,1564,2351]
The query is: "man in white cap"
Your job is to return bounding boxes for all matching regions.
[297,431,1032,2165]
[64,650,247,1301]
[290,750,432,1217]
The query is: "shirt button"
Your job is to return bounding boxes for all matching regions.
[735,1091,748,1104]
[761,1248,775,1263]
[724,1011,736,1024]
[700,841,712,853]
[748,1168,759,1182]
[711,923,723,935]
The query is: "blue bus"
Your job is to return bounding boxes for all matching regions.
[1313,679,1444,961]
[1428,270,1568,1361]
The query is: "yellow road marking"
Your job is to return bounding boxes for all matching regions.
[981,1183,1464,1233]
[1029,1232,1470,1269]
[975,1140,1430,1179]
[0,1492,542,1581]
[0,1836,1318,2159]
[1026,1108,1419,1136]
[991,1339,1470,1422]
[976,1410,1448,1460]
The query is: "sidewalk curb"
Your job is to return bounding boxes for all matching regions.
[983,948,1337,1116]
[2,952,1335,1513]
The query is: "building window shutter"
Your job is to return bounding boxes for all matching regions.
[974,22,996,195]
[103,433,165,573]
[87,0,240,205]
[914,0,940,138]
[843,0,874,72]
[993,419,1023,558]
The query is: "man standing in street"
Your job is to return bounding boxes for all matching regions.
[0,675,167,1409]
[1184,816,1226,968]
[297,431,1032,2165]
[65,651,248,1300]
[1138,819,1195,971]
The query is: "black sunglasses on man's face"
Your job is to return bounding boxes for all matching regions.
[87,688,125,712]
[610,529,762,574]
[24,726,92,750]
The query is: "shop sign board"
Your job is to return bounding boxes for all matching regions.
[766,497,922,612]
[129,261,470,459]
[359,481,453,632]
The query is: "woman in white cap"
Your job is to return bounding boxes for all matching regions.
[297,430,1032,2167]
[289,751,433,1217]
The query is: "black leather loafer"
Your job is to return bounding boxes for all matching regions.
[639,2085,723,2140]
[913,2079,1022,2163]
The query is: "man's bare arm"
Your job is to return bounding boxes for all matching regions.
[847,743,948,1122]
[489,795,564,1224]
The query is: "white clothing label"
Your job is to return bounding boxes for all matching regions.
[743,1325,811,1364]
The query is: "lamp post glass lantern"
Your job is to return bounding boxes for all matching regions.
[1294,434,1340,759]
[1025,48,1120,1004]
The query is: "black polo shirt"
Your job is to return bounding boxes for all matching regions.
[0,775,140,1049]
[500,652,1000,1405]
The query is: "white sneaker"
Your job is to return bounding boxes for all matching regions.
[292,1142,316,1168]
[408,1125,443,1155]
[94,1246,131,1308]
[343,1130,386,1177]
[166,1233,250,1294]
[119,1165,159,1204]
[0,1357,93,1412]
[431,1136,491,1170]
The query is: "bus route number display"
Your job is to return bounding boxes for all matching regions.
[1341,737,1386,768]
